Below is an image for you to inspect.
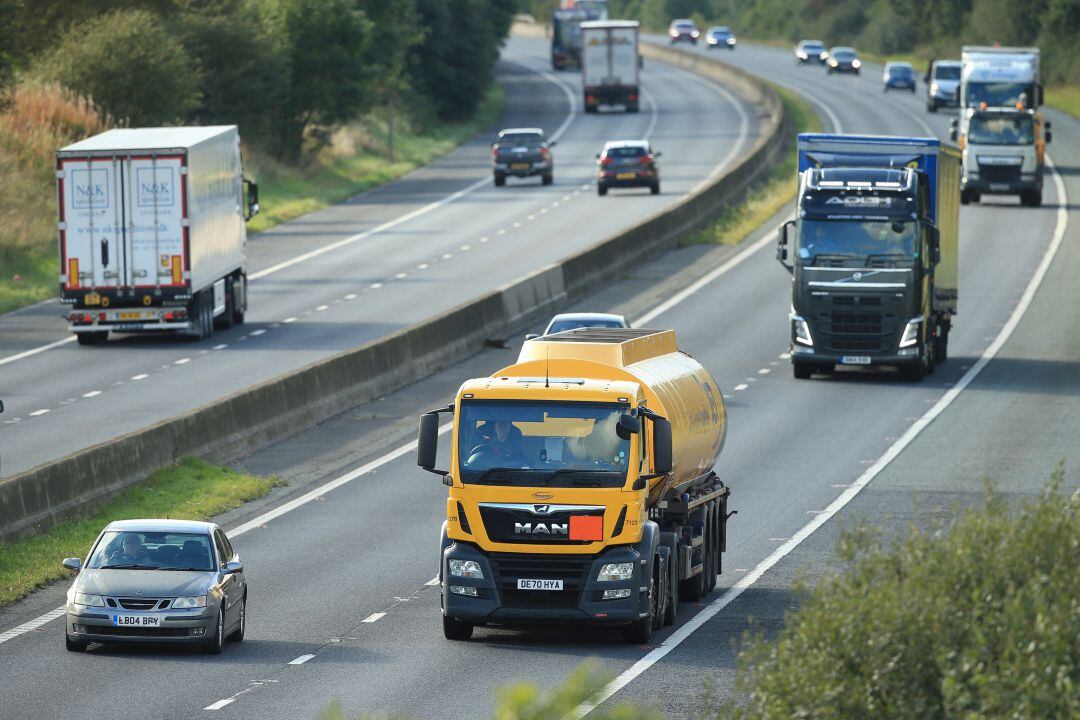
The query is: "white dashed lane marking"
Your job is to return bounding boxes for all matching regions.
[29,409,49,417]
[361,612,386,624]
[131,374,148,380]
[174,358,190,365]
[250,329,266,336]
[82,390,102,398]
[288,654,315,666]
[205,698,235,711]
[733,384,748,392]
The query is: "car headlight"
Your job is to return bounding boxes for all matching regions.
[852,59,862,69]
[74,592,104,607]
[172,595,208,609]
[727,38,736,44]
[449,559,484,579]
[597,562,634,582]
[820,52,829,60]
[829,59,838,67]
[797,51,807,59]
[931,83,940,95]
[792,315,814,346]
[899,318,922,348]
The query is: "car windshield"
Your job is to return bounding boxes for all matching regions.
[548,319,623,334]
[889,65,913,77]
[675,22,694,29]
[964,81,1034,109]
[87,531,215,570]
[605,146,647,158]
[798,219,917,262]
[457,401,632,488]
[967,115,1034,145]
[833,51,856,60]
[935,65,961,80]
[711,28,730,35]
[803,43,824,52]
[498,133,543,146]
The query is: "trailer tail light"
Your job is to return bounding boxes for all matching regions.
[98,313,106,322]
[171,255,182,285]
[164,309,188,321]
[68,259,79,288]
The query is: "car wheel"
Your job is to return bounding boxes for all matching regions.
[228,594,246,642]
[493,173,505,187]
[76,331,108,346]
[542,173,553,186]
[598,184,608,197]
[960,189,972,205]
[650,182,660,195]
[203,608,225,654]
[65,633,88,652]
[927,102,937,113]
[442,615,473,641]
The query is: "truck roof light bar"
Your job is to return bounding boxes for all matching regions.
[818,180,845,187]
[846,181,873,188]
[874,181,902,188]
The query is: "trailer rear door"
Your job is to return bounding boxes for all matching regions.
[123,155,186,290]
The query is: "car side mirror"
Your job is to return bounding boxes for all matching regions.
[525,333,540,341]
[548,140,557,147]
[244,179,260,220]
[62,557,82,572]
[651,417,673,475]
[224,560,243,575]
[595,153,601,159]
[616,414,641,441]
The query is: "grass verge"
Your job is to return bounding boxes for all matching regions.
[0,457,281,608]
[683,84,822,246]
[246,84,506,233]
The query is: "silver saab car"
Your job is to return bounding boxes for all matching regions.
[63,519,247,653]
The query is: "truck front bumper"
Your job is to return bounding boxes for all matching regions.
[441,542,648,626]
[962,174,1041,195]
[791,343,920,368]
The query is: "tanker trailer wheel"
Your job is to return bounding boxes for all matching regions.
[680,520,707,602]
[442,615,473,641]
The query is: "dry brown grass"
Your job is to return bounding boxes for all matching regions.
[0,83,113,311]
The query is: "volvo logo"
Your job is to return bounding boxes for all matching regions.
[514,522,569,536]
[853,272,863,280]
[533,504,551,515]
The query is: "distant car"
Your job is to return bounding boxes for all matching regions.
[705,26,736,49]
[883,62,917,93]
[62,519,247,654]
[597,140,661,196]
[668,19,699,44]
[925,59,961,112]
[492,128,555,187]
[526,312,629,340]
[827,47,861,74]
[795,39,827,65]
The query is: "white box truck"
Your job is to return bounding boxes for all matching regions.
[56,126,259,345]
[581,20,640,113]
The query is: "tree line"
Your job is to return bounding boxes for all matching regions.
[525,0,1080,86]
[0,0,518,160]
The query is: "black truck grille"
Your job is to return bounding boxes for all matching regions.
[479,506,604,544]
[490,554,592,609]
[978,164,1021,183]
[817,311,896,354]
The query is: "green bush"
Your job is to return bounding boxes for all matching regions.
[37,9,201,126]
[722,471,1080,720]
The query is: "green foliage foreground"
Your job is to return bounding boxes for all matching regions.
[725,470,1079,720]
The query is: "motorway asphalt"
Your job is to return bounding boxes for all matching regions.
[0,34,756,479]
[1,38,1077,720]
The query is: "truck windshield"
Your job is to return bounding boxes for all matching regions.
[964,82,1034,109]
[935,65,961,81]
[457,401,631,487]
[967,115,1034,145]
[798,219,917,262]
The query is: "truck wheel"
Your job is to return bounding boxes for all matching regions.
[442,615,473,641]
[215,278,235,331]
[232,274,246,326]
[626,102,639,113]
[542,173,553,186]
[652,558,667,631]
[793,363,812,380]
[76,331,108,346]
[624,559,658,644]
[663,562,679,626]
[493,173,505,188]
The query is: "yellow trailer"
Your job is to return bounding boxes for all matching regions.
[417,328,731,643]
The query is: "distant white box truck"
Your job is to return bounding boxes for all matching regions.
[56,126,259,345]
[580,20,640,113]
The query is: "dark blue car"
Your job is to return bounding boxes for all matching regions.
[883,62,917,93]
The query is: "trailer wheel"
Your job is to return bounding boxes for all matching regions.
[232,274,246,326]
[215,278,235,330]
[188,291,212,341]
[442,615,473,641]
[76,331,109,346]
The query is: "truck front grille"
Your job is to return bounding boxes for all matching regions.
[489,554,592,609]
[978,164,1021,183]
[830,312,882,335]
[817,311,896,354]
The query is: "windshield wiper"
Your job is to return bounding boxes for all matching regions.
[540,468,620,486]
[475,467,532,485]
[160,567,210,572]
[99,564,158,570]
[864,252,912,265]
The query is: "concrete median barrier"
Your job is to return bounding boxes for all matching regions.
[0,33,786,542]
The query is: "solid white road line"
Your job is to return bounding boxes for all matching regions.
[572,158,1069,718]
[0,336,75,367]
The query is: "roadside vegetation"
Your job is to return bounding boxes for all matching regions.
[686,85,821,246]
[0,458,279,608]
[0,0,517,314]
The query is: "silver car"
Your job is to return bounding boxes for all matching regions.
[63,519,247,654]
[526,312,629,340]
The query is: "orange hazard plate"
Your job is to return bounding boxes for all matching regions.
[569,515,603,542]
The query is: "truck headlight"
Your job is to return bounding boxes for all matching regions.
[792,315,814,346]
[172,595,207,609]
[449,559,484,579]
[74,592,104,607]
[899,318,922,348]
[597,562,634,581]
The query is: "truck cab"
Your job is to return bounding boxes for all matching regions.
[777,134,961,381]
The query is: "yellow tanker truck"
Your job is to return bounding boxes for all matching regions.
[417,328,731,642]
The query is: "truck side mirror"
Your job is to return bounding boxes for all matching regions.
[244,179,260,220]
[417,411,447,476]
[949,119,958,142]
[776,220,794,272]
[616,414,641,441]
[651,417,673,475]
